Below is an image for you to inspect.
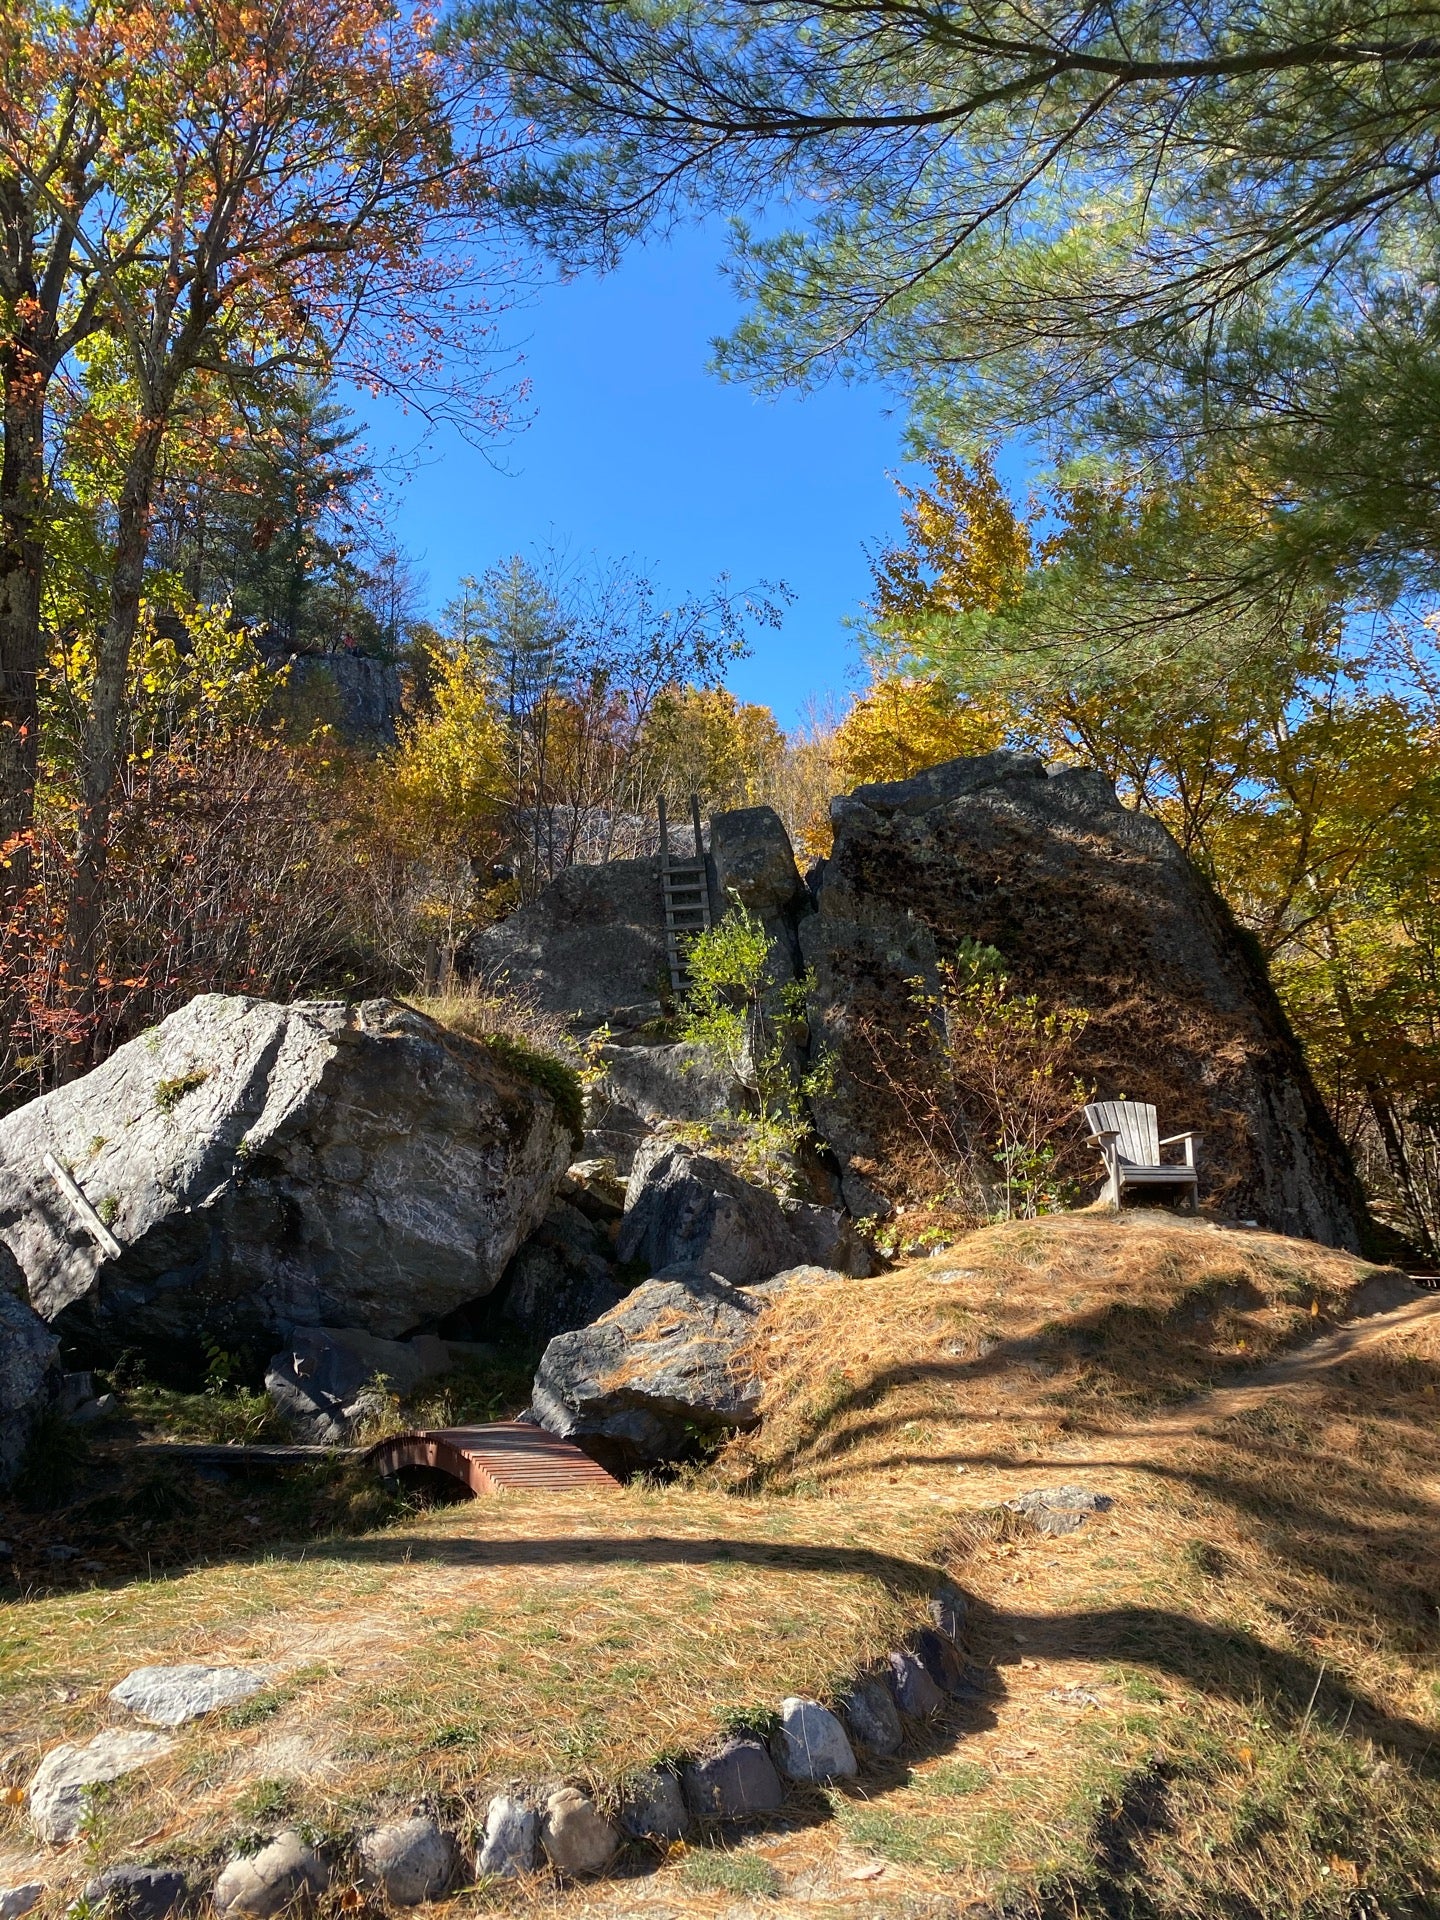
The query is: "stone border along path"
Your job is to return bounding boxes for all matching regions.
[12,1291,1437,1915]
[9,1582,982,1915]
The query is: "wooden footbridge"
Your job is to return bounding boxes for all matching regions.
[367,1421,619,1495]
[134,1421,619,1496]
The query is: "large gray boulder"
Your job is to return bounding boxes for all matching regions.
[806,752,1369,1244]
[459,806,810,1040]
[584,1040,741,1171]
[0,995,573,1368]
[460,856,674,1031]
[710,805,810,974]
[0,1270,58,1487]
[495,1200,623,1345]
[531,1267,765,1471]
[616,1138,806,1286]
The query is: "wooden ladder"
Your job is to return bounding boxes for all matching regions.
[658,793,712,996]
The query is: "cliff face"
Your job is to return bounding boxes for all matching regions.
[804,753,1368,1249]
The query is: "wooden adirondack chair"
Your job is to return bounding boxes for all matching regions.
[1083,1101,1201,1211]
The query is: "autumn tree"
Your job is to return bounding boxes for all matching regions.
[1,0,518,1011]
[432,555,785,888]
[641,685,785,814]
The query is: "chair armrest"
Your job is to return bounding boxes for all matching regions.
[1159,1130,1201,1169]
[1087,1129,1120,1146]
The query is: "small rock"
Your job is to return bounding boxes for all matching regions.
[928,1581,968,1643]
[71,1395,117,1426]
[44,1545,78,1563]
[913,1628,966,1694]
[28,1729,176,1844]
[0,1886,43,1920]
[683,1737,784,1821]
[1050,1686,1102,1708]
[841,1678,902,1756]
[617,1767,689,1842]
[59,1372,95,1416]
[1005,1487,1114,1535]
[887,1650,944,1719]
[561,1158,627,1220]
[357,1817,455,1905]
[772,1698,857,1783]
[212,1834,327,1919]
[477,1795,537,1878]
[110,1663,277,1727]
[539,1786,619,1876]
[83,1865,188,1919]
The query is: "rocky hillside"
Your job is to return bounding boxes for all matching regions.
[0,749,1373,1488]
[469,750,1368,1247]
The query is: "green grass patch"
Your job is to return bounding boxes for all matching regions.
[679,1846,781,1896]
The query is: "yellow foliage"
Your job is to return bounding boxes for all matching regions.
[871,450,1031,626]
[42,602,286,799]
[833,675,1007,790]
[386,644,507,853]
[642,684,786,810]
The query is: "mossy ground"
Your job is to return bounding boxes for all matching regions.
[1,1212,1436,1918]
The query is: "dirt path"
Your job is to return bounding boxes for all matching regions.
[1124,1287,1440,1444]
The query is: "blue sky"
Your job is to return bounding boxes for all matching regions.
[356,222,918,727]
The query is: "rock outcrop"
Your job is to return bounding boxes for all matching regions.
[460,856,674,1031]
[0,995,572,1369]
[272,652,404,746]
[616,1139,807,1286]
[0,1271,58,1486]
[491,1200,624,1345]
[585,1040,740,1172]
[264,1325,458,1441]
[531,1267,765,1471]
[806,752,1368,1246]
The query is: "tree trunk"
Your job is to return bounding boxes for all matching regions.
[64,419,166,1048]
[0,360,48,849]
[1319,914,1436,1259]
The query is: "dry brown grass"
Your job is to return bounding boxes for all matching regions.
[3,1211,1437,1919]
[0,1485,948,1897]
[720,1208,1395,1495]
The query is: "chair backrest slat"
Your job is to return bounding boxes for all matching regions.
[1084,1100,1160,1166]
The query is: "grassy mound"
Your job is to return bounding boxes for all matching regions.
[721,1209,1406,1492]
[1,1211,1434,1917]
